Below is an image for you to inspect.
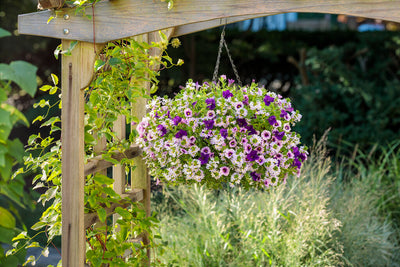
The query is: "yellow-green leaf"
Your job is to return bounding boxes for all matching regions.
[97,208,107,223]
[0,206,16,229]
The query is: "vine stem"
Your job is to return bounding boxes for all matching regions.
[45,225,61,256]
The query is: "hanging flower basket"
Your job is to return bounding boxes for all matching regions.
[136,76,308,189]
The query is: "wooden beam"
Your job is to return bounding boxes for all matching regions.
[173,14,279,37]
[84,189,144,229]
[18,0,400,42]
[84,145,142,176]
[61,40,103,267]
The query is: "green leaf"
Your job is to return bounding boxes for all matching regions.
[0,108,12,128]
[32,115,44,124]
[93,174,114,185]
[1,103,29,126]
[54,44,62,60]
[0,87,7,102]
[33,99,50,108]
[0,28,11,38]
[94,59,105,71]
[0,225,16,243]
[41,116,61,128]
[40,84,52,92]
[84,131,95,144]
[109,57,123,66]
[12,231,27,241]
[0,61,38,97]
[102,187,120,198]
[115,207,132,220]
[51,73,58,85]
[0,206,16,229]
[0,155,13,180]
[49,86,58,95]
[7,139,24,163]
[97,207,107,223]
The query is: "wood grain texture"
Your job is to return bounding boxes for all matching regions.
[84,189,144,228]
[19,0,400,42]
[61,40,101,267]
[84,144,142,176]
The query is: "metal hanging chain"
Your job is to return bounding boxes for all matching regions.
[212,26,242,86]
[223,38,242,86]
[212,26,226,83]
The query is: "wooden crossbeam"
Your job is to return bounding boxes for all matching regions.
[84,189,144,229]
[84,145,142,176]
[18,0,400,43]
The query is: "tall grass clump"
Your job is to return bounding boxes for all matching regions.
[332,141,400,266]
[152,137,400,266]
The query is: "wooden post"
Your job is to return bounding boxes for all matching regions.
[113,115,126,227]
[130,30,174,263]
[61,40,102,267]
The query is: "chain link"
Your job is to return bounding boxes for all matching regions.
[212,26,226,83]
[212,25,242,86]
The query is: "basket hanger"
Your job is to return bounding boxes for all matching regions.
[212,24,242,86]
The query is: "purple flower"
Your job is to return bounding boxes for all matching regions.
[235,102,244,110]
[229,139,237,148]
[205,98,216,110]
[244,143,252,153]
[224,149,235,158]
[299,153,307,162]
[275,131,285,140]
[203,119,215,130]
[241,137,248,145]
[263,95,274,106]
[264,179,270,187]
[246,124,257,135]
[220,166,230,176]
[221,75,227,80]
[185,108,193,117]
[286,107,294,112]
[207,110,216,119]
[172,116,182,126]
[201,147,211,154]
[175,129,188,139]
[195,82,201,89]
[192,101,197,107]
[292,146,301,157]
[189,136,196,144]
[220,128,228,138]
[280,109,288,118]
[261,130,271,140]
[228,79,235,86]
[268,116,277,126]
[250,171,261,182]
[242,95,249,105]
[199,152,210,165]
[155,112,160,118]
[246,150,259,162]
[236,118,248,127]
[292,158,302,169]
[157,124,167,137]
[222,90,234,99]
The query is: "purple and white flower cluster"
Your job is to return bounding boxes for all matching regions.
[136,76,308,189]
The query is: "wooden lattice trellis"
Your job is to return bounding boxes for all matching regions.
[17,0,400,266]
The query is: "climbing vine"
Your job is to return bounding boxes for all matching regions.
[7,30,182,265]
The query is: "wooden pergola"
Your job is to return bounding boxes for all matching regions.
[18,0,400,266]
